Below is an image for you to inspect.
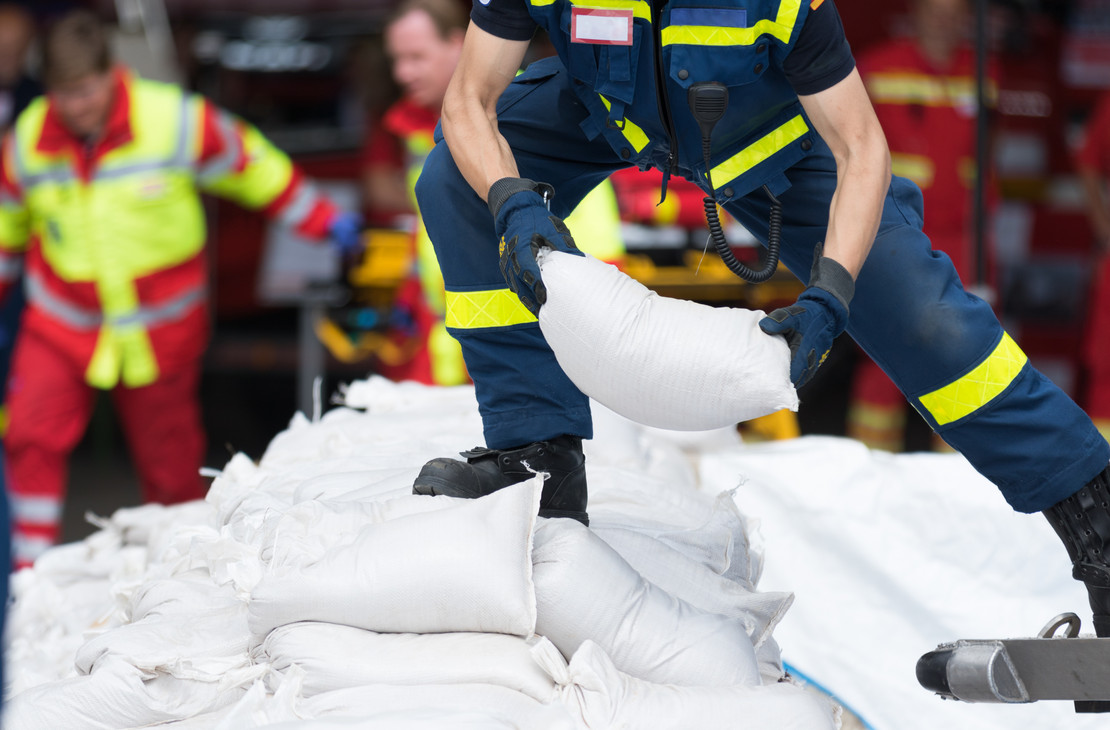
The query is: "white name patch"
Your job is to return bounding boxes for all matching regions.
[570,7,634,46]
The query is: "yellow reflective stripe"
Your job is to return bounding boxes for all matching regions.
[918,332,1027,426]
[662,0,801,46]
[598,96,650,152]
[531,0,651,19]
[709,114,807,184]
[446,289,537,329]
[890,153,935,189]
[572,0,651,21]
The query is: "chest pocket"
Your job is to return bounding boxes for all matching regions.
[662,7,773,89]
[559,9,644,106]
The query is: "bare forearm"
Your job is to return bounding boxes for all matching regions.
[441,88,520,201]
[824,136,890,278]
[798,68,891,280]
[439,27,530,202]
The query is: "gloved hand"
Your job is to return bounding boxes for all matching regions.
[328,211,365,255]
[489,177,583,315]
[759,247,854,388]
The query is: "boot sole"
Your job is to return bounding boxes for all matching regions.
[415,469,590,526]
[412,474,485,499]
[539,508,589,526]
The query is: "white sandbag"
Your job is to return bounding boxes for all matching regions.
[300,684,579,730]
[4,657,245,730]
[259,622,556,702]
[249,478,541,640]
[585,464,716,527]
[532,518,759,687]
[592,494,794,654]
[538,639,839,730]
[258,493,461,570]
[257,715,518,729]
[75,576,255,683]
[537,251,798,430]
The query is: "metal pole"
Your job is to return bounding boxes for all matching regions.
[974,0,989,287]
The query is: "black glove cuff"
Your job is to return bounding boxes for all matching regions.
[488,178,537,219]
[488,178,556,219]
[810,254,855,313]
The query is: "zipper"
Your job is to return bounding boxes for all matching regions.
[651,0,678,173]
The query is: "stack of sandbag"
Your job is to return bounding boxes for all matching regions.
[3,377,836,729]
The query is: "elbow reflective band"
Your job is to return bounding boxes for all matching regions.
[197,110,245,183]
[890,153,935,189]
[599,96,650,153]
[864,72,996,108]
[661,0,801,46]
[917,332,1028,427]
[709,114,808,185]
[445,288,537,330]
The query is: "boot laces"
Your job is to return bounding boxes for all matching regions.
[519,460,551,482]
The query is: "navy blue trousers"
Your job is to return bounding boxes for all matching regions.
[416,58,1108,513]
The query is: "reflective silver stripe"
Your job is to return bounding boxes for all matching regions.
[276,183,319,228]
[95,93,193,181]
[93,160,182,182]
[26,270,206,330]
[197,110,243,184]
[113,283,206,327]
[0,253,23,282]
[10,493,63,524]
[10,128,71,186]
[26,271,101,329]
[21,167,75,188]
[12,533,54,564]
[174,92,193,168]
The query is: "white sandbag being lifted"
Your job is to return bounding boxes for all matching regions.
[537,251,798,431]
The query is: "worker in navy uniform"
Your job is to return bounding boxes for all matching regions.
[412,0,1110,639]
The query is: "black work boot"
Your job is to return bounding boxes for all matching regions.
[1043,465,1110,638]
[412,435,588,525]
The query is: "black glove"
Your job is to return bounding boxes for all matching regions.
[489,177,583,316]
[759,247,854,387]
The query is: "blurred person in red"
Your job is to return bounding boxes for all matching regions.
[1076,90,1110,441]
[0,11,363,568]
[847,0,996,451]
[362,0,469,386]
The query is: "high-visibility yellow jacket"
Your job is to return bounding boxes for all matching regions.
[0,68,338,389]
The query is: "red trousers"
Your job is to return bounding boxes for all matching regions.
[4,328,206,567]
